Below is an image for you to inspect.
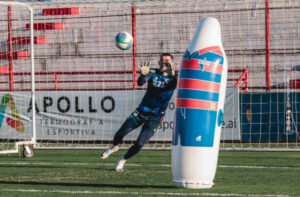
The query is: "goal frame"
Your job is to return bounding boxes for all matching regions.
[0,2,36,155]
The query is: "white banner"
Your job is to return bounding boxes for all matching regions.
[0,88,240,141]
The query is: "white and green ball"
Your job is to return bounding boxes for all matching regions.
[115,31,133,50]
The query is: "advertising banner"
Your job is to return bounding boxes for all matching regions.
[0,88,239,141]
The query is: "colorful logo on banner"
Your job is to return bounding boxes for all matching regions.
[0,94,24,133]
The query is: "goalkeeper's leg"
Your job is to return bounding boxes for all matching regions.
[101,110,144,159]
[116,116,161,171]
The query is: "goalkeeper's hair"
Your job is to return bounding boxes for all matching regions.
[160,53,173,61]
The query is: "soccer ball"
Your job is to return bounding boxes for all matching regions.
[115,31,133,50]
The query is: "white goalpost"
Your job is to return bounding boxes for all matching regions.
[0,0,298,152]
[0,1,36,157]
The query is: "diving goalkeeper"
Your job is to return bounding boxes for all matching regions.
[100,53,178,171]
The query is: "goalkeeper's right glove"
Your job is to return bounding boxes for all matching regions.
[138,61,152,76]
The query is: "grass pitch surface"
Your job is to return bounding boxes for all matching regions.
[0,150,299,197]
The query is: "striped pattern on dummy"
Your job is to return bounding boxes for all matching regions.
[173,46,224,147]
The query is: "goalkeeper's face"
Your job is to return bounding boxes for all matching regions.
[159,55,173,70]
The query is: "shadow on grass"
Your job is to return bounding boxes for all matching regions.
[0,180,175,189]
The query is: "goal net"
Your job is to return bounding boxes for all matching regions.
[1,0,298,151]
[0,2,36,155]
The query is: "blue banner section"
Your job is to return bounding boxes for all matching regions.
[240,92,300,142]
[179,69,221,83]
[177,89,219,102]
[173,108,217,147]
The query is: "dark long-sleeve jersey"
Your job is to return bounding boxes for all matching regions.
[137,69,178,116]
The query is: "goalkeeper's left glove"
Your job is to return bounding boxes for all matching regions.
[160,62,175,77]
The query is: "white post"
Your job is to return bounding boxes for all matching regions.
[0,2,36,145]
[29,6,36,145]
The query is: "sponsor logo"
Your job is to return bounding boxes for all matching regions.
[197,58,220,72]
[196,135,202,142]
[182,46,224,73]
[0,94,24,133]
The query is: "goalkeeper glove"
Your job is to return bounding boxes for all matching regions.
[138,61,152,76]
[160,62,175,77]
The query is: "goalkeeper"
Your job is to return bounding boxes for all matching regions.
[101,53,178,171]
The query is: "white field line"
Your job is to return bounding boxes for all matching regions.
[0,161,299,170]
[0,188,290,197]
